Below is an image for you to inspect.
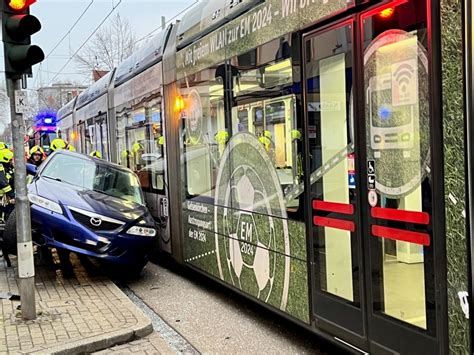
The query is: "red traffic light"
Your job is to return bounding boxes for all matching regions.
[8,0,36,11]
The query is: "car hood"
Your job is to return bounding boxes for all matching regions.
[30,177,149,222]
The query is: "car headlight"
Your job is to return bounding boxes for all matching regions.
[28,194,63,215]
[127,226,156,237]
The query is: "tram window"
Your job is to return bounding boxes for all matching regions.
[306,23,357,303]
[116,110,130,165]
[233,36,293,97]
[78,123,86,153]
[84,125,93,155]
[90,116,108,159]
[116,101,165,193]
[234,108,249,132]
[180,64,225,198]
[230,38,300,212]
[101,121,109,159]
[149,106,165,191]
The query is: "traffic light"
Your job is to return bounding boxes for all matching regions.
[2,0,44,79]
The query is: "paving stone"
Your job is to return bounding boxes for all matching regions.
[0,251,152,354]
[94,332,176,355]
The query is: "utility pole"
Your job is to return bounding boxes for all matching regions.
[2,0,44,320]
[7,78,36,320]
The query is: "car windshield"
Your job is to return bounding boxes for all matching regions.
[42,154,144,205]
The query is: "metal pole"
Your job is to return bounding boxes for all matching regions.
[7,78,36,320]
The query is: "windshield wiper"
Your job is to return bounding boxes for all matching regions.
[43,176,63,183]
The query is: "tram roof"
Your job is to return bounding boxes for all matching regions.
[114,26,171,87]
[76,70,115,110]
[57,96,77,120]
[176,0,262,50]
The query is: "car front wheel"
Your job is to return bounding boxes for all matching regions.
[3,208,17,256]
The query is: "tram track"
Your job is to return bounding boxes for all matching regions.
[116,282,200,354]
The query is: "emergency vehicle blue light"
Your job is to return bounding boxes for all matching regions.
[35,109,57,129]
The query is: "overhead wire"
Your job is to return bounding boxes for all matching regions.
[47,0,122,86]
[33,0,95,88]
[125,0,199,51]
[39,0,196,87]
[44,0,95,61]
[36,69,88,76]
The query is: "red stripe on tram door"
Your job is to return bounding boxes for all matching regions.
[371,207,430,225]
[312,200,354,215]
[313,216,355,232]
[371,225,431,246]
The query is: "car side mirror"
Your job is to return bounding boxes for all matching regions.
[26,163,38,176]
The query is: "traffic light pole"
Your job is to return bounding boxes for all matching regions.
[7,78,36,320]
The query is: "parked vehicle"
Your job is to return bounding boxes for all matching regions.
[4,150,157,276]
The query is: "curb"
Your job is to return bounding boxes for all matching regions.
[31,280,154,354]
[41,322,154,355]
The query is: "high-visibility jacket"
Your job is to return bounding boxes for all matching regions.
[0,164,13,199]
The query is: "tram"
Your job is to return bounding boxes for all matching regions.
[57,1,472,353]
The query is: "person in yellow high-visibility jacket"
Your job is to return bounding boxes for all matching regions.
[214,130,229,157]
[67,144,76,152]
[90,150,102,159]
[28,145,45,167]
[131,142,145,171]
[49,138,67,155]
[0,149,15,222]
[258,130,273,152]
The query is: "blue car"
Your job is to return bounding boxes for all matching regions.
[4,150,158,275]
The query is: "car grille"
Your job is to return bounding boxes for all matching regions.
[52,229,107,253]
[69,207,125,232]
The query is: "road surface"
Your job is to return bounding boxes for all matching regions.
[121,260,347,354]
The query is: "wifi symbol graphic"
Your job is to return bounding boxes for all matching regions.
[393,63,415,94]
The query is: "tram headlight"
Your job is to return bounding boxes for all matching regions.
[127,225,156,237]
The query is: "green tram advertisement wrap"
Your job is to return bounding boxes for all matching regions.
[182,133,309,322]
[177,0,352,324]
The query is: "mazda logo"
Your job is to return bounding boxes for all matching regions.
[90,217,102,227]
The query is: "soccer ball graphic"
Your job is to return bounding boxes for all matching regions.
[222,168,277,301]
[214,133,290,310]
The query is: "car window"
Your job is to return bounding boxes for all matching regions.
[42,154,144,205]
[93,165,143,205]
[42,154,94,187]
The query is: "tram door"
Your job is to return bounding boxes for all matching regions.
[304,1,441,353]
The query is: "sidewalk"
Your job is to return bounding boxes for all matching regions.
[0,250,153,354]
[95,333,177,355]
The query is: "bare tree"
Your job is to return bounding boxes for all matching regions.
[0,87,38,140]
[75,13,137,74]
[0,88,10,136]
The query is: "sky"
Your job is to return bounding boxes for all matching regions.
[0,0,197,133]
[22,0,198,88]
